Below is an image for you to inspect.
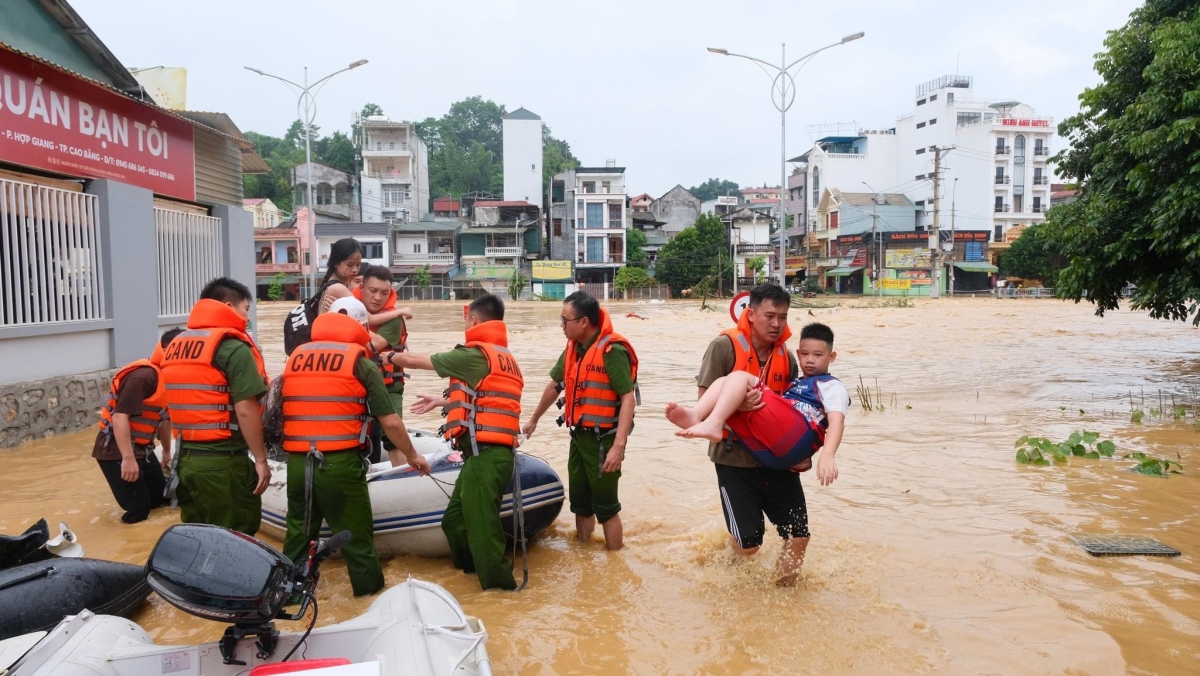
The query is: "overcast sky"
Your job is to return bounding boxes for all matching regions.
[73,0,1141,197]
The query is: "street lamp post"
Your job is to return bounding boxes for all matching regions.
[862,181,882,296]
[949,177,958,296]
[708,32,864,287]
[245,60,368,297]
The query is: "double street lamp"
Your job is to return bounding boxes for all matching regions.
[245,60,368,296]
[707,32,864,287]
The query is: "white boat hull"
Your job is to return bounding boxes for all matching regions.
[260,430,565,558]
[5,578,491,676]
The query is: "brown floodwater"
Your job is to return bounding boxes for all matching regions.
[2,297,1198,674]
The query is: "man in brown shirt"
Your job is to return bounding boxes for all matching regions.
[92,329,181,523]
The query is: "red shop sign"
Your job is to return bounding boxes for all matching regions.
[0,48,195,200]
[1000,118,1050,128]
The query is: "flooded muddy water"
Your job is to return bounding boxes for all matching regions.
[2,297,1198,674]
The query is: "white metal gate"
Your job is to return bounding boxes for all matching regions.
[155,207,222,318]
[0,178,106,327]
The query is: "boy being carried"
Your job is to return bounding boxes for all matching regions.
[667,323,848,486]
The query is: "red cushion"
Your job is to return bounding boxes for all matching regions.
[250,659,352,675]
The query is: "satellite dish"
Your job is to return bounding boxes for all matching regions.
[729,291,751,323]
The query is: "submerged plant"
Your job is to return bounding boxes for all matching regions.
[1015,431,1117,466]
[1123,452,1183,477]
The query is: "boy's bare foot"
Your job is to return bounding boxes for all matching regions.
[790,459,813,473]
[776,573,799,587]
[665,402,701,429]
[677,421,724,443]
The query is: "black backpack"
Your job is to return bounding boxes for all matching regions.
[283,280,332,356]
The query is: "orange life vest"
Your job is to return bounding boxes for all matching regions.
[719,310,792,443]
[441,320,523,455]
[281,313,372,453]
[97,360,167,449]
[160,299,268,443]
[560,308,639,431]
[722,307,792,394]
[352,285,407,386]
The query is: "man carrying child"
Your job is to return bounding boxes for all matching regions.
[670,284,848,585]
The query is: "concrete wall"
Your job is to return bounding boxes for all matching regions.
[0,0,114,85]
[1,369,114,447]
[650,186,701,234]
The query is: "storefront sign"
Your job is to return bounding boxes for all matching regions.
[785,255,807,272]
[836,234,864,246]
[0,49,196,200]
[532,260,573,281]
[882,231,929,244]
[946,230,990,243]
[850,248,867,266]
[1001,118,1050,127]
[897,269,931,285]
[885,248,931,269]
[880,278,912,290]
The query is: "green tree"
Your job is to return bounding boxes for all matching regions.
[413,264,432,300]
[508,267,527,301]
[543,125,580,195]
[625,228,649,266]
[1048,0,1200,324]
[689,178,741,202]
[267,273,285,301]
[998,224,1065,282]
[284,119,320,150]
[747,256,767,284]
[315,131,356,174]
[614,266,654,292]
[654,213,730,294]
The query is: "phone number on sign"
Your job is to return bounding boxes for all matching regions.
[102,156,175,181]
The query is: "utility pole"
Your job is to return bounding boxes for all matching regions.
[929,146,950,299]
[949,177,958,296]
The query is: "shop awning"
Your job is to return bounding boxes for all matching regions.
[256,275,302,284]
[826,266,865,277]
[954,262,999,273]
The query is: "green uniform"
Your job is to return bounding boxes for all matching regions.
[177,340,268,535]
[431,347,517,591]
[283,357,396,597]
[376,316,406,415]
[550,336,634,524]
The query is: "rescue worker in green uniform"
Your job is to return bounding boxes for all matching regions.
[160,277,271,535]
[356,266,407,418]
[391,293,523,591]
[280,297,430,596]
[523,290,638,550]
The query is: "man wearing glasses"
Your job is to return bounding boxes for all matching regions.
[523,290,639,550]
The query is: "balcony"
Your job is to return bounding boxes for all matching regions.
[363,145,411,157]
[253,227,299,240]
[366,173,413,184]
[736,243,776,255]
[485,246,523,257]
[994,204,1011,213]
[392,252,456,265]
[995,147,1010,155]
[1031,205,1046,213]
[1033,147,1050,156]
[257,262,301,274]
[578,254,625,265]
[995,176,1010,185]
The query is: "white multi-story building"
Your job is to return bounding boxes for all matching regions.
[359,116,430,223]
[800,74,1055,244]
[547,163,627,285]
[502,108,543,204]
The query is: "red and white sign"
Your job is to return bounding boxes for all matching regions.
[0,49,195,200]
[1001,118,1050,128]
[730,291,751,323]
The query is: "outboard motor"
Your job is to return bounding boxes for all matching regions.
[146,524,349,665]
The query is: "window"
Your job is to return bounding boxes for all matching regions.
[601,181,611,193]
[586,203,604,229]
[361,242,383,259]
[389,141,395,150]
[316,184,333,205]
[552,180,565,202]
[583,181,596,194]
[996,138,1006,150]
[917,98,926,106]
[413,243,422,253]
[553,218,563,237]
[947,93,954,103]
[304,252,310,265]
[587,237,605,263]
[994,196,1004,212]
[957,112,980,126]
[1034,138,1044,151]
[916,121,926,129]
[995,166,1005,182]
[576,200,584,220]
[1034,168,1043,180]
[608,203,621,228]
[915,147,925,155]
[929,94,937,101]
[994,225,1004,242]
[1033,196,1042,212]
[929,118,937,125]
[376,142,382,150]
